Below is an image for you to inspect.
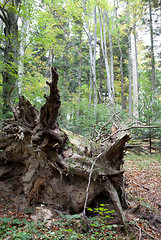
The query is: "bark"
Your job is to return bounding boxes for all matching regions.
[98,8,113,105]
[149,0,156,90]
[126,0,132,116]
[131,31,139,119]
[0,0,20,114]
[92,6,97,112]
[0,68,130,230]
[128,32,132,116]
[99,46,103,103]
[115,0,126,109]
[106,10,115,100]
[18,8,29,94]
[118,37,126,110]
[83,2,97,110]
[46,48,53,79]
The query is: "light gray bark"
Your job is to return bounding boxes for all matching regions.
[131,32,139,119]
[46,48,53,79]
[18,13,29,94]
[115,0,126,109]
[126,0,132,116]
[106,10,115,100]
[149,0,155,89]
[128,32,132,116]
[92,6,97,111]
[118,37,126,109]
[84,3,97,111]
[98,8,113,105]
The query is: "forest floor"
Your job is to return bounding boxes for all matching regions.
[124,152,161,240]
[0,152,161,239]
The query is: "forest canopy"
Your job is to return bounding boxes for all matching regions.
[0,0,160,142]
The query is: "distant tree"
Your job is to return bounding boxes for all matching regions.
[138,80,161,152]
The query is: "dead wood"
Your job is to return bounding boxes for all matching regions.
[0,68,131,232]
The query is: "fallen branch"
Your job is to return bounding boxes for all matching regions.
[105,177,128,234]
[95,110,122,142]
[83,152,102,216]
[102,125,161,143]
[135,224,156,239]
[132,180,149,191]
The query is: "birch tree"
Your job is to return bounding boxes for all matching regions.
[98,8,113,105]
[115,0,126,109]
[106,10,115,100]
[131,31,139,119]
[148,0,155,90]
[126,0,132,116]
[18,1,30,94]
[84,2,97,111]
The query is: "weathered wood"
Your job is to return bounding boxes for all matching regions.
[0,68,130,232]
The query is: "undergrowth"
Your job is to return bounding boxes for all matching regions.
[0,204,129,239]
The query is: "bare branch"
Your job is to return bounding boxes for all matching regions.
[83,152,102,216]
[95,110,122,142]
[102,125,161,143]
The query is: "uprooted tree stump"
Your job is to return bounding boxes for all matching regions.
[0,68,130,232]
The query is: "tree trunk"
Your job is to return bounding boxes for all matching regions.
[46,48,53,79]
[98,8,113,105]
[0,1,20,115]
[86,6,97,113]
[115,0,126,110]
[128,32,132,116]
[18,10,29,94]
[131,31,139,119]
[149,0,156,90]
[106,10,115,100]
[126,1,133,116]
[118,37,126,110]
[99,46,103,103]
[0,68,130,230]
[92,6,98,113]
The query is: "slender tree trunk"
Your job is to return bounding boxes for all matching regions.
[131,31,139,119]
[18,13,29,94]
[77,58,82,117]
[84,2,97,111]
[99,46,103,103]
[128,33,132,116]
[46,48,53,79]
[126,0,132,116]
[92,6,97,112]
[118,37,126,109]
[106,10,115,100]
[115,0,126,109]
[88,65,92,107]
[149,0,155,90]
[98,8,113,105]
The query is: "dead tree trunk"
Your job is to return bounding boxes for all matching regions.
[0,68,130,229]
